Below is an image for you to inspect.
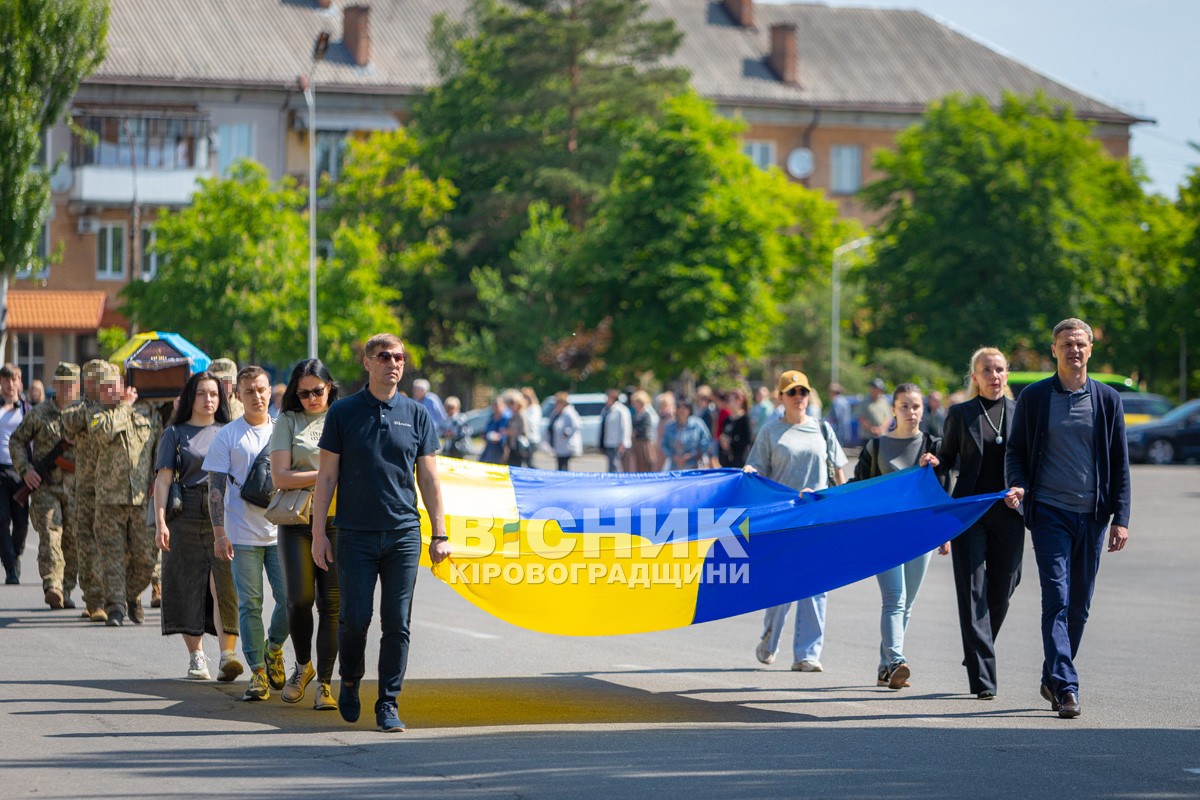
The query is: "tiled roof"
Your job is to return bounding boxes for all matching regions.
[7,291,108,332]
[90,0,1138,123]
[679,2,1140,123]
[95,0,466,94]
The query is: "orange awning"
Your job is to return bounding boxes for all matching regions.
[6,291,107,332]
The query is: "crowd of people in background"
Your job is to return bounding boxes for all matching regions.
[1,318,1129,724]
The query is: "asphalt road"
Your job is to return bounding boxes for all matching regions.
[2,462,1198,799]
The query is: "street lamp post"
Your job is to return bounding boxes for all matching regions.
[301,32,330,361]
[830,236,872,387]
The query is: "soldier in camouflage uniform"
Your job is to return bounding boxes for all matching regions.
[9,363,81,609]
[63,362,161,626]
[68,360,108,621]
[211,359,244,420]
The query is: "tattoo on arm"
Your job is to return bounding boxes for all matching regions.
[208,473,227,528]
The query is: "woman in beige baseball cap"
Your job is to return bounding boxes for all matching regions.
[743,369,848,672]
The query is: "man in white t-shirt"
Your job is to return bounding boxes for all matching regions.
[204,366,288,701]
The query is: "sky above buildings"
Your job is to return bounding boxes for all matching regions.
[764,0,1198,196]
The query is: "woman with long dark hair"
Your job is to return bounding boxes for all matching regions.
[269,359,340,711]
[852,383,944,691]
[154,371,242,682]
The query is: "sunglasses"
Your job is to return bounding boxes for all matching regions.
[784,387,810,397]
[372,351,406,364]
[297,385,327,400]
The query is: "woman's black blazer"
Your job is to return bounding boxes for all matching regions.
[936,396,1016,498]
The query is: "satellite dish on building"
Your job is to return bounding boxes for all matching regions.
[786,147,814,179]
[49,162,73,194]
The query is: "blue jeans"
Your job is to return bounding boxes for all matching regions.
[876,551,933,670]
[337,529,421,713]
[761,593,827,663]
[231,544,289,670]
[1030,503,1107,699]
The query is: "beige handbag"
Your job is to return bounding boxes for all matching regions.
[264,488,314,526]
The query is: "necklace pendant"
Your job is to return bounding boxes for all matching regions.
[995,435,1004,445]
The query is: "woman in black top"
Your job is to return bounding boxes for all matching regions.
[937,347,1024,700]
[718,389,752,468]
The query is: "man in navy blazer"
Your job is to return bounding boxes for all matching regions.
[1005,318,1131,719]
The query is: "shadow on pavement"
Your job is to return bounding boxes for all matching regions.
[0,673,801,735]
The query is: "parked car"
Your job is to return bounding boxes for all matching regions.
[1119,393,1173,426]
[1126,398,1200,464]
[541,393,612,449]
[463,406,493,439]
[1007,371,1139,398]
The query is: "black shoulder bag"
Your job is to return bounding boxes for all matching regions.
[239,441,275,509]
[165,428,185,522]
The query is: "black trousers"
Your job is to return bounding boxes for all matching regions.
[0,466,30,581]
[951,500,1025,694]
[279,524,340,683]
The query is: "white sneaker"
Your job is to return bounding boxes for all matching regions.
[282,661,316,704]
[791,659,823,672]
[186,650,211,680]
[217,650,245,683]
[755,630,776,665]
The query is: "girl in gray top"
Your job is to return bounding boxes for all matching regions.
[851,383,945,691]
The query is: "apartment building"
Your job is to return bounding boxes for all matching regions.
[8,0,1142,383]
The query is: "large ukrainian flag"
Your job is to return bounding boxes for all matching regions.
[418,459,1000,636]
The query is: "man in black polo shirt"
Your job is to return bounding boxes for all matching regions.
[311,333,450,732]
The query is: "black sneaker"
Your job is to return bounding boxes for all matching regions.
[339,680,361,723]
[376,702,405,733]
[105,609,125,627]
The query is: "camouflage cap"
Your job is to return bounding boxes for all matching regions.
[53,362,81,381]
[81,359,108,382]
[211,358,238,381]
[95,361,121,381]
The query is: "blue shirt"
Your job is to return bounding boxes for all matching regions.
[318,388,438,532]
[662,416,713,469]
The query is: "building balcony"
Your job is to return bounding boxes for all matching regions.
[69,165,209,207]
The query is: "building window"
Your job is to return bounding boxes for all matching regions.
[97,223,126,279]
[16,224,51,280]
[315,131,349,182]
[141,225,159,280]
[71,113,210,170]
[13,333,45,387]
[742,140,777,170]
[216,123,254,175]
[830,145,862,194]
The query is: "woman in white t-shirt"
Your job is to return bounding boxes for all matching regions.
[269,359,340,711]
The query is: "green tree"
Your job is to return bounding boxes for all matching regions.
[414,0,688,273]
[1170,162,1200,396]
[122,161,400,378]
[326,129,456,367]
[449,203,585,387]
[574,91,854,382]
[862,92,1147,369]
[0,0,108,352]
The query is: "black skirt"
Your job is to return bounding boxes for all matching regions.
[160,487,239,637]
